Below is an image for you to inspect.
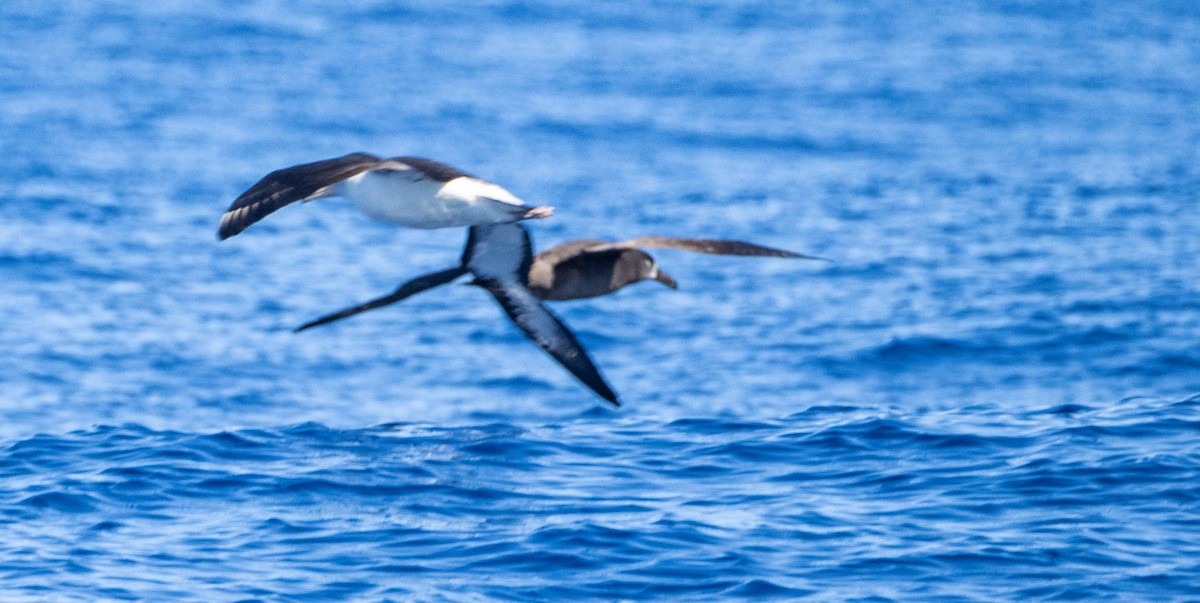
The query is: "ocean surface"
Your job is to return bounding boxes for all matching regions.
[3,1,1200,600]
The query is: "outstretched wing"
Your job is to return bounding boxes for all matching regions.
[463,223,534,282]
[478,278,620,406]
[607,236,823,259]
[294,265,468,332]
[218,153,383,240]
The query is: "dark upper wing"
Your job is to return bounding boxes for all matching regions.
[477,278,619,406]
[607,236,823,259]
[294,265,468,332]
[388,156,474,183]
[531,239,609,267]
[218,153,382,240]
[463,223,534,281]
[462,223,618,405]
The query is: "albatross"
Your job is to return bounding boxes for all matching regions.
[217,153,553,240]
[524,236,822,301]
[296,234,820,330]
[294,230,819,403]
[291,222,616,405]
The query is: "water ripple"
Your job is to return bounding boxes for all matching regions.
[0,400,1196,598]
[5,1,1200,600]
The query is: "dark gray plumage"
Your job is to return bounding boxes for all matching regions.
[527,236,822,301]
[296,234,817,329]
[297,223,619,406]
[293,232,816,404]
[219,153,382,240]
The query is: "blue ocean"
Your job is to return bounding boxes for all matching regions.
[3,2,1200,600]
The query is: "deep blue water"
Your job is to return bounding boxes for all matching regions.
[3,1,1200,600]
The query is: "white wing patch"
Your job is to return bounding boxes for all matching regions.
[438,177,527,207]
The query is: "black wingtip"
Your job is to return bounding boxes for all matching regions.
[294,313,339,333]
[790,252,833,262]
[292,313,338,332]
[590,378,621,407]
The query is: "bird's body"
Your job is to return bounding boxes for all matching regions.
[296,234,816,328]
[527,241,672,301]
[528,236,820,301]
[218,154,552,240]
[292,231,819,404]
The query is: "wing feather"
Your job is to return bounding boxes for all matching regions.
[609,236,821,259]
[218,153,382,240]
[294,265,468,332]
[479,279,619,406]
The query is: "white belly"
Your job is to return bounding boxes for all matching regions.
[340,171,530,229]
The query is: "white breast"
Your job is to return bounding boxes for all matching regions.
[338,170,449,228]
[340,171,534,229]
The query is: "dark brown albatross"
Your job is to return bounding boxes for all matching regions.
[293,230,819,405]
[295,235,820,332]
[525,236,821,301]
[298,223,620,406]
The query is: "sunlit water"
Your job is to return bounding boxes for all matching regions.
[2,2,1199,600]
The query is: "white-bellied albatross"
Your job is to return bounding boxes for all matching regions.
[218,153,553,240]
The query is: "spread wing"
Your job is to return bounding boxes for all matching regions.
[462,224,618,405]
[478,278,620,406]
[218,153,383,240]
[605,236,823,259]
[294,265,469,332]
[531,239,608,266]
[463,223,533,280]
[387,156,474,182]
